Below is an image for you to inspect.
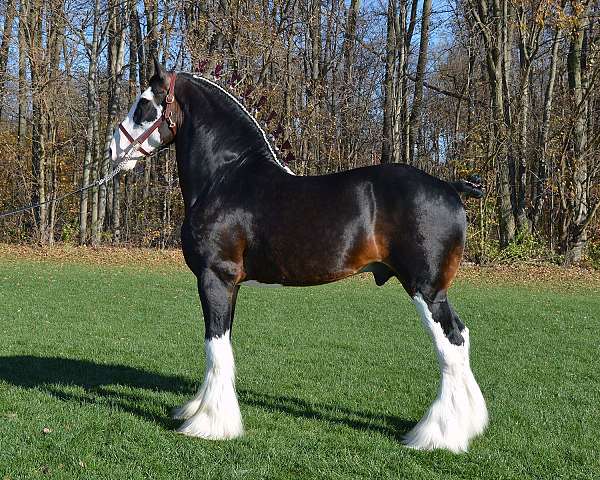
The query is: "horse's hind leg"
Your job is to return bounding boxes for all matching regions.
[173,271,243,439]
[403,294,488,452]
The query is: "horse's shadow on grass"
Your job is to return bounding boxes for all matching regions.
[238,389,414,441]
[0,355,414,441]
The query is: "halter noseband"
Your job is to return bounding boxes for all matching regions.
[118,72,177,159]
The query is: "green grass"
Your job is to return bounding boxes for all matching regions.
[0,260,599,479]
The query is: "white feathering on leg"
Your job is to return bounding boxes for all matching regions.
[175,331,244,439]
[403,294,488,453]
[460,327,489,438]
[171,394,202,420]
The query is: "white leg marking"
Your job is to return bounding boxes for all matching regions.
[403,294,488,453]
[174,330,244,439]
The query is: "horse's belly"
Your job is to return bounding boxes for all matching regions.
[242,187,385,286]
[243,238,378,287]
[239,280,283,288]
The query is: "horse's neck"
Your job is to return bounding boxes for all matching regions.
[174,139,237,212]
[174,79,272,212]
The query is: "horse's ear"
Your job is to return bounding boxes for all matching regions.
[152,55,167,83]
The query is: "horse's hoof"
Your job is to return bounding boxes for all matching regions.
[403,428,469,453]
[176,412,243,440]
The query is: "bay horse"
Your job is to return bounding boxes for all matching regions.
[109,59,488,453]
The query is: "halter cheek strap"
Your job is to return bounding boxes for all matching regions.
[118,72,177,159]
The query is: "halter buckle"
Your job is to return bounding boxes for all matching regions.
[165,110,176,129]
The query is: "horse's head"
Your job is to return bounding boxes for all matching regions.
[110,57,178,171]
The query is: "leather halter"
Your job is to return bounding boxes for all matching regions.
[118,72,177,158]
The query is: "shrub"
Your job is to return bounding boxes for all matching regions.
[482,230,560,265]
[587,241,600,269]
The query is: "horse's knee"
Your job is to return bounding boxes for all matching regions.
[445,325,464,346]
[450,303,465,332]
[428,300,464,346]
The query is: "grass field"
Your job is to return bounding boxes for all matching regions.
[0,253,599,479]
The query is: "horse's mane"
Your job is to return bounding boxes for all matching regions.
[181,72,295,175]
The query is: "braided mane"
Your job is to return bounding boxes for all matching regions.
[184,72,295,175]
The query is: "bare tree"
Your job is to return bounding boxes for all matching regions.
[382,0,397,164]
[0,0,17,120]
[96,0,126,245]
[408,0,432,166]
[75,0,104,245]
[562,0,597,264]
[468,0,516,247]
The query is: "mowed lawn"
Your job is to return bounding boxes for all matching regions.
[0,258,599,479]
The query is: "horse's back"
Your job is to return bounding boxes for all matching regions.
[270,163,467,247]
[278,163,465,213]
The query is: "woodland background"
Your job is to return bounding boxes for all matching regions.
[0,0,598,266]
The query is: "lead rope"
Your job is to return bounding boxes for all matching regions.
[0,158,133,219]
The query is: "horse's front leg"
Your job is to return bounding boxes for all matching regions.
[173,269,243,439]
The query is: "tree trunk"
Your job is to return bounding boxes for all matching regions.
[564,7,589,265]
[470,0,516,246]
[79,0,101,245]
[342,0,360,86]
[531,25,560,231]
[28,0,49,245]
[90,89,101,245]
[17,0,28,152]
[514,9,536,234]
[340,0,360,166]
[408,0,432,165]
[96,0,126,245]
[396,0,417,164]
[0,0,16,121]
[308,0,322,167]
[381,0,396,164]
[46,0,65,245]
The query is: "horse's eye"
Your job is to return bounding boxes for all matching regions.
[133,98,157,125]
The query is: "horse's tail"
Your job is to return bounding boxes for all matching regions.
[450,175,484,199]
